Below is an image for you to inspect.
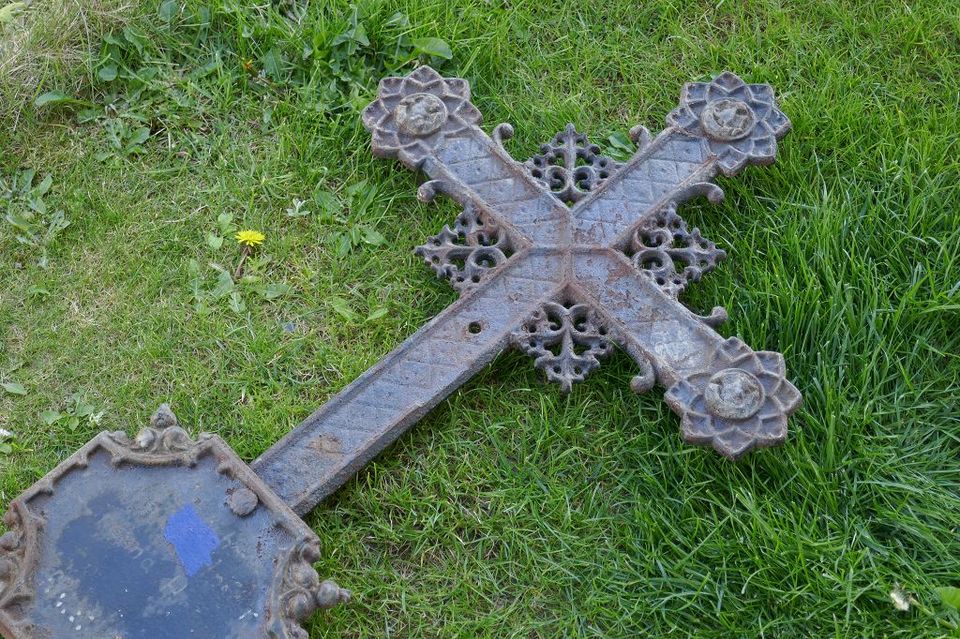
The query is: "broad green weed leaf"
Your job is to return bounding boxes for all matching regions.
[158,0,178,21]
[229,291,245,313]
[1,382,27,395]
[217,213,234,234]
[210,271,235,298]
[328,296,355,320]
[362,226,385,246]
[413,37,452,60]
[129,127,150,146]
[366,307,388,322]
[98,65,118,82]
[262,49,285,80]
[0,2,26,24]
[937,586,960,610]
[607,132,635,160]
[5,210,34,233]
[314,189,340,219]
[34,91,86,108]
[264,283,291,300]
[34,174,52,195]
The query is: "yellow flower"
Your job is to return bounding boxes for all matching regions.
[235,230,265,248]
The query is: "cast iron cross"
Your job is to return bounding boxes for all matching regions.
[0,68,801,639]
[253,66,802,514]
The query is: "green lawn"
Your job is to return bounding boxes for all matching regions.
[1,0,959,636]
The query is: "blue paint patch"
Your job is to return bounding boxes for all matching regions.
[164,504,220,577]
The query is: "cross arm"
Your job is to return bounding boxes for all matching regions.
[572,72,791,247]
[571,249,801,460]
[251,250,564,515]
[362,66,571,245]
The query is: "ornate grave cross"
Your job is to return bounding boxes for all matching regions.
[253,66,802,511]
[0,68,801,639]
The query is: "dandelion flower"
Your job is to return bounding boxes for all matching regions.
[235,230,265,248]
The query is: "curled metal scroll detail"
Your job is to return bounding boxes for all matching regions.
[629,205,726,298]
[415,201,514,294]
[526,124,621,204]
[513,301,614,391]
[270,540,351,639]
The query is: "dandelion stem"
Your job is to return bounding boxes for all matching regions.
[234,246,251,280]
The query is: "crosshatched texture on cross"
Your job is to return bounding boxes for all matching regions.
[361,66,801,461]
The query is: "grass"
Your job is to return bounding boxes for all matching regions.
[1,0,959,636]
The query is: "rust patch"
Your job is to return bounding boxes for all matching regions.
[309,433,343,457]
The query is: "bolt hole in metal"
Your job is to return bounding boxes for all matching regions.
[468,321,483,334]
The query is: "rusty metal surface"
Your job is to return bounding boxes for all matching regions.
[0,406,348,639]
[252,67,802,516]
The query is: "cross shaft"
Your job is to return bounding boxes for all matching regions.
[252,67,802,515]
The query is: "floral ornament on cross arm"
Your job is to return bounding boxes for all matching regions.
[664,337,801,459]
[667,71,790,176]
[361,66,483,169]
